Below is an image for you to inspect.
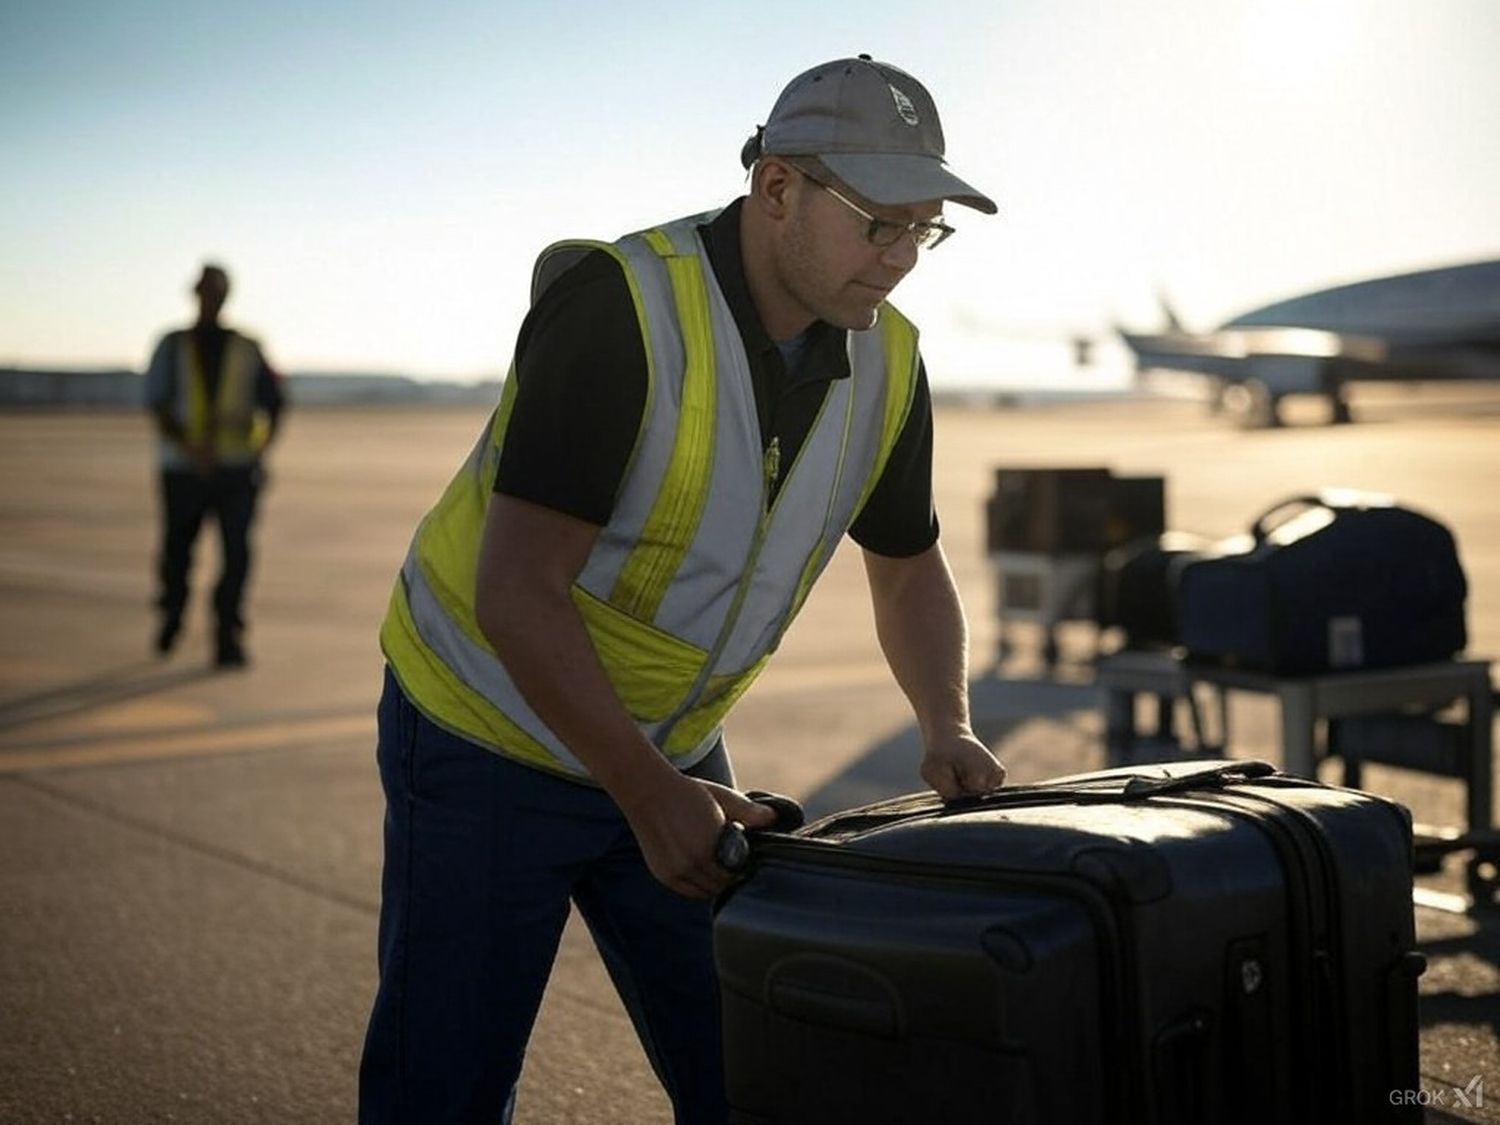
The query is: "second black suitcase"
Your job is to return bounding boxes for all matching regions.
[715,760,1422,1125]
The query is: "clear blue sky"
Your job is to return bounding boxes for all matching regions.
[3,0,1498,389]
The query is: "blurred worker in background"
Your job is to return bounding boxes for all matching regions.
[143,262,286,668]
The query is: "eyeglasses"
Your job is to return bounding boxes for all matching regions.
[795,164,956,251]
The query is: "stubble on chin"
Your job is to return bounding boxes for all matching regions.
[826,291,881,332]
[778,211,884,334]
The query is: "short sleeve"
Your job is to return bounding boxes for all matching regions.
[493,251,649,527]
[847,359,940,557]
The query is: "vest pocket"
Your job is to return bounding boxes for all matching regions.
[571,584,707,721]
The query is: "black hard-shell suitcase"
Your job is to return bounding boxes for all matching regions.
[1173,492,1467,675]
[714,760,1423,1125]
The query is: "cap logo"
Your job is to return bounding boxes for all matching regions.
[888,84,920,126]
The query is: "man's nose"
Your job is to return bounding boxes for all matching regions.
[878,232,921,272]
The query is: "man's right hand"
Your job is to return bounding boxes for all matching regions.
[619,774,777,900]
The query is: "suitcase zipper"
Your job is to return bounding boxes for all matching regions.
[1153,785,1364,1124]
[803,771,1247,842]
[1209,783,1421,1120]
[1145,791,1322,1121]
[798,763,1277,847]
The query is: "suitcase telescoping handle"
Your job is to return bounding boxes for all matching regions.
[714,790,806,874]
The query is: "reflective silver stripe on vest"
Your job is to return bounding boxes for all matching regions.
[718,328,885,667]
[399,550,722,777]
[641,223,763,648]
[570,231,692,606]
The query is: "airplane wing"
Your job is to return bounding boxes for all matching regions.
[1119,258,1500,424]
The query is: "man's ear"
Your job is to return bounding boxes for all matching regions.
[750,157,798,220]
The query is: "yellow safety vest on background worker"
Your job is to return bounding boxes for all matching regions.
[157,332,269,469]
[381,211,920,780]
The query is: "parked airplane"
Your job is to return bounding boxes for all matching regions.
[1119,258,1500,426]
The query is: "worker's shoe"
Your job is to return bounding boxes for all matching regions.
[214,629,248,670]
[155,614,182,656]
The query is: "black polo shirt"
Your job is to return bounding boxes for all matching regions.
[494,198,939,557]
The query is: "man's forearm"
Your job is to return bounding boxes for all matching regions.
[471,499,674,806]
[477,578,678,805]
[473,494,767,897]
[863,543,973,738]
[864,543,1005,796]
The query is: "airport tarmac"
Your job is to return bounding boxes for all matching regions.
[1,388,1497,1123]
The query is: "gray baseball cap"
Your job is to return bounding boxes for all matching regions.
[742,55,997,215]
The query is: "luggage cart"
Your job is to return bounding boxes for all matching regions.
[983,467,1165,667]
[990,550,1099,666]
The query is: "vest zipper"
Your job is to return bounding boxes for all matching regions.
[763,436,781,509]
[655,437,783,750]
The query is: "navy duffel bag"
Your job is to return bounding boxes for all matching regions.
[1174,490,1467,675]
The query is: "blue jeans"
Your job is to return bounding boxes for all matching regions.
[358,668,730,1124]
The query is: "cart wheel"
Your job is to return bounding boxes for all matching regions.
[1467,853,1500,913]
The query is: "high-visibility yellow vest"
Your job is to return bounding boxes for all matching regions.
[159,332,269,468]
[381,212,920,780]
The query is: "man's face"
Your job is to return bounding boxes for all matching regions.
[773,168,942,332]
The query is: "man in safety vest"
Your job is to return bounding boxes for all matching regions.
[360,57,1005,1123]
[143,263,286,668]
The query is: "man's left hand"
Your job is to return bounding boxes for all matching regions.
[920,731,1006,799]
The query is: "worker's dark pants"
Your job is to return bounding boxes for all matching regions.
[155,465,260,636]
[359,669,731,1125]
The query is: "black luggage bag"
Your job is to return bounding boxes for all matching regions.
[1173,492,1466,675]
[1099,531,1216,649]
[714,760,1423,1125]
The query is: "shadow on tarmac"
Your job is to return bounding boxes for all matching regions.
[799,672,1098,820]
[1418,918,1500,1036]
[0,659,216,733]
